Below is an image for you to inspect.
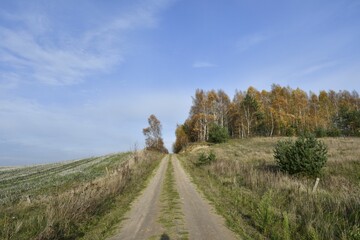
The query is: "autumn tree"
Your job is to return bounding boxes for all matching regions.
[174,86,360,147]
[216,90,231,128]
[189,89,207,142]
[173,124,189,153]
[290,88,308,134]
[259,90,275,136]
[241,87,262,137]
[188,89,230,142]
[230,91,246,138]
[143,114,168,153]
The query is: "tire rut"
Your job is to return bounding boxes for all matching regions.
[172,155,238,240]
[108,155,169,240]
[108,155,238,240]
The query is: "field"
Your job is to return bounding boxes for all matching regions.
[0,151,163,240]
[179,137,360,240]
[0,153,131,205]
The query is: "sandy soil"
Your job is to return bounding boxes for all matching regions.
[108,155,238,240]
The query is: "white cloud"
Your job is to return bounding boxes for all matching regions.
[192,61,217,68]
[0,27,116,86]
[0,0,174,86]
[0,72,20,90]
[236,32,270,52]
[293,61,338,77]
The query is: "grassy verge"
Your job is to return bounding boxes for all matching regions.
[0,151,163,240]
[157,156,188,240]
[179,137,360,240]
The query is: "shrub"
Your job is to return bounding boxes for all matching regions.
[327,128,341,137]
[315,127,327,138]
[285,127,296,137]
[197,153,208,166]
[255,190,275,235]
[207,151,216,162]
[208,124,229,143]
[196,151,216,166]
[274,135,328,177]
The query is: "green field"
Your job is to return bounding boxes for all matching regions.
[179,137,360,240]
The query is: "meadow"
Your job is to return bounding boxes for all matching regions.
[179,137,360,239]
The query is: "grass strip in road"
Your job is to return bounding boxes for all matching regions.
[157,156,188,240]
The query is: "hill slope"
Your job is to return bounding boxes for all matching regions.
[0,151,163,239]
[0,153,130,205]
[178,137,360,239]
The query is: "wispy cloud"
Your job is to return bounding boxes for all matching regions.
[0,27,116,85]
[0,0,173,86]
[292,61,338,78]
[0,72,20,90]
[192,61,216,68]
[236,32,270,52]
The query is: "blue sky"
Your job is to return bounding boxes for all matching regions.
[0,0,359,165]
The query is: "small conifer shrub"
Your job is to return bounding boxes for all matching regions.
[196,151,216,166]
[274,135,328,177]
[208,124,229,143]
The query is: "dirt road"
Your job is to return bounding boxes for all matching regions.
[172,155,238,240]
[108,155,169,240]
[109,155,238,240]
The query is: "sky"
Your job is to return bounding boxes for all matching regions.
[0,0,359,165]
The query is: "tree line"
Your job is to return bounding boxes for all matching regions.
[173,84,360,153]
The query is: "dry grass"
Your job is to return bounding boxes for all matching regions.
[180,137,360,239]
[158,156,188,239]
[0,153,132,205]
[0,151,163,240]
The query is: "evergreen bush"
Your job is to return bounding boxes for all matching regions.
[196,151,216,166]
[274,135,328,177]
[208,124,229,143]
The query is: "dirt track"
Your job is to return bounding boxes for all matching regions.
[108,155,169,240]
[108,155,238,240]
[172,155,237,240]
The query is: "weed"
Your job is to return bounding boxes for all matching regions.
[254,190,275,235]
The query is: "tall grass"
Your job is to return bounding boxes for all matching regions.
[180,137,360,239]
[0,151,163,240]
